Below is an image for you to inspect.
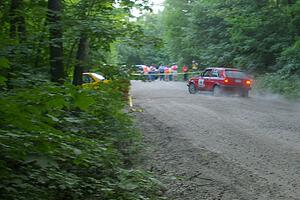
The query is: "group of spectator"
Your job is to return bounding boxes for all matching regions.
[140,62,199,81]
[141,64,178,81]
[157,63,179,81]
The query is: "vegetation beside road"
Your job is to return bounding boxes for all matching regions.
[0,81,165,200]
[256,73,300,99]
[0,1,163,199]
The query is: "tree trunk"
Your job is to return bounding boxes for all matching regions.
[9,0,19,39]
[9,0,26,41]
[72,34,88,86]
[48,0,64,84]
[8,0,25,89]
[18,15,26,42]
[66,39,78,73]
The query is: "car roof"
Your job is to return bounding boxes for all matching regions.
[136,65,147,67]
[83,72,105,80]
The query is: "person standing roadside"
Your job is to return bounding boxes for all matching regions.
[168,66,173,81]
[171,63,178,81]
[149,65,156,81]
[182,64,189,81]
[158,64,165,81]
[164,65,170,81]
[191,60,198,72]
[143,65,149,81]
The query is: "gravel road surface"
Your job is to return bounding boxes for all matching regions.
[131,80,300,200]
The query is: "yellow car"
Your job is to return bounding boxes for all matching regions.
[82,72,109,88]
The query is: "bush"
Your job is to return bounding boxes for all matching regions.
[254,38,300,99]
[0,81,163,200]
[255,73,300,99]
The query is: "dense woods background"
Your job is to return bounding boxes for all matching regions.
[0,0,300,199]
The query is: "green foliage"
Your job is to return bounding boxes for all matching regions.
[256,73,300,99]
[64,0,151,74]
[114,13,170,66]
[0,57,9,85]
[162,0,195,66]
[255,35,300,99]
[277,38,300,76]
[1,1,165,199]
[0,82,163,200]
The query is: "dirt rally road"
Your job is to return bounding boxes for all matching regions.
[130,80,300,200]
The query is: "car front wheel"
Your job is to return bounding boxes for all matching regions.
[188,83,197,94]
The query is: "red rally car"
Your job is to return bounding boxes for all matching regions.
[187,68,253,97]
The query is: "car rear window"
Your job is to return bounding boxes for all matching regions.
[225,70,247,78]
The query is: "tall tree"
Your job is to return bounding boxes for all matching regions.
[9,0,26,41]
[6,0,27,88]
[69,0,150,85]
[163,0,193,66]
[72,34,88,85]
[115,12,169,66]
[48,0,64,84]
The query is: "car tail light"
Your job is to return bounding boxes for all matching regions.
[246,80,251,85]
[224,78,229,83]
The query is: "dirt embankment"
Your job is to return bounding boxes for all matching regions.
[131,80,300,200]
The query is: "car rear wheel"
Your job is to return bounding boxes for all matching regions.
[188,83,197,94]
[213,85,222,96]
[239,89,249,97]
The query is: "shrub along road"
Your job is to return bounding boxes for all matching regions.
[131,80,300,200]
